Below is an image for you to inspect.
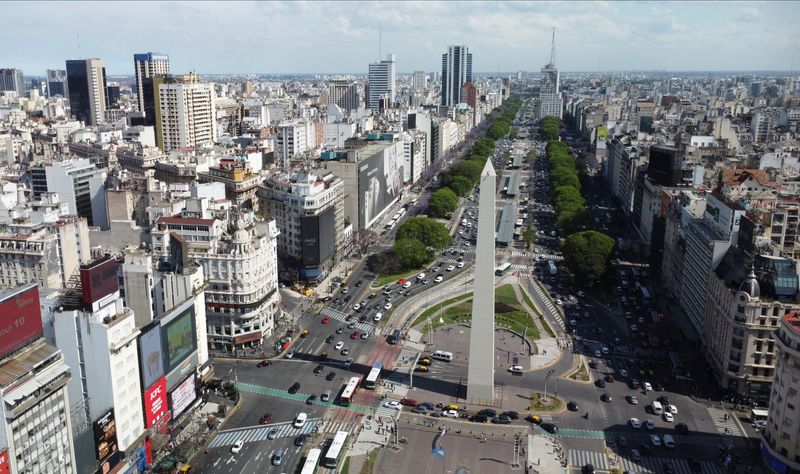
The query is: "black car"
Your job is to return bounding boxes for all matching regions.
[654,383,665,392]
[469,414,488,423]
[595,379,606,388]
[541,422,559,433]
[336,327,344,334]
[492,415,511,424]
[600,393,612,402]
[629,379,640,389]
[567,401,579,411]
[500,411,519,420]
[657,395,670,405]
[326,371,336,381]
[288,382,301,394]
[294,434,306,446]
[582,464,595,474]
[355,280,364,287]
[325,335,335,344]
[478,409,497,418]
[313,364,325,374]
[675,423,690,434]
[306,395,317,405]
[662,462,675,474]
[257,360,272,367]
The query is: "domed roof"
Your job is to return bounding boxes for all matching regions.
[739,267,760,298]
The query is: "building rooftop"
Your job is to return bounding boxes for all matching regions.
[785,311,800,333]
[155,216,215,226]
[0,339,58,388]
[496,202,516,244]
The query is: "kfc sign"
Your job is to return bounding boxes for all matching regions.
[144,377,169,428]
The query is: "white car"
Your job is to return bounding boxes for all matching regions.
[457,261,465,268]
[417,272,426,280]
[629,418,642,429]
[663,412,674,422]
[646,419,655,430]
[555,299,563,305]
[384,303,393,310]
[383,400,401,409]
[231,440,244,453]
[434,275,444,283]
[619,369,628,377]
[508,365,524,374]
[334,341,344,350]
[464,241,470,246]
[601,347,610,355]
[373,312,383,322]
[353,303,361,311]
[594,350,602,358]
[643,382,653,391]
[446,265,455,272]
[650,434,661,446]
[403,281,412,289]
[668,404,678,414]
[293,412,308,428]
[442,409,459,418]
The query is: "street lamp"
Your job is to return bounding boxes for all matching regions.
[542,369,555,403]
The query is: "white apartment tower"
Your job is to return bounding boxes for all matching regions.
[539,29,562,120]
[133,52,170,113]
[412,71,427,92]
[368,54,396,110]
[275,119,313,168]
[155,73,217,152]
[441,46,473,107]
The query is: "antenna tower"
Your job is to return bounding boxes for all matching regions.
[549,27,556,67]
[379,22,382,60]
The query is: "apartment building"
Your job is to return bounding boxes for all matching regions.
[155,73,216,152]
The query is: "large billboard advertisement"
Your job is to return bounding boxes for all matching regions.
[358,143,403,229]
[92,409,118,462]
[0,284,43,358]
[0,449,9,474]
[138,323,165,390]
[161,303,196,372]
[143,377,169,428]
[301,207,336,267]
[80,257,119,306]
[170,375,196,418]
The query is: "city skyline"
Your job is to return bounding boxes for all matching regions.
[2,1,799,75]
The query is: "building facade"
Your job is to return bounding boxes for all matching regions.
[368,54,396,110]
[65,58,107,126]
[0,68,25,96]
[133,52,170,125]
[441,46,472,108]
[154,73,216,152]
[327,80,359,112]
[45,69,68,98]
[30,159,108,228]
[539,62,562,119]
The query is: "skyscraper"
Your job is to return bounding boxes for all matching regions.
[539,29,562,120]
[0,68,25,96]
[46,69,68,97]
[65,58,107,126]
[440,45,473,107]
[368,54,395,110]
[412,70,427,92]
[328,79,360,112]
[154,73,216,152]
[134,52,170,125]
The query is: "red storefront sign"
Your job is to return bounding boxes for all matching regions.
[0,449,10,474]
[143,377,169,428]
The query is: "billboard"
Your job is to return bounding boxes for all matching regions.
[166,350,199,390]
[143,377,169,428]
[170,375,196,418]
[358,142,403,229]
[92,409,118,462]
[138,323,165,390]
[301,206,336,267]
[596,125,607,149]
[0,284,43,358]
[80,257,119,306]
[162,303,196,372]
[0,449,8,474]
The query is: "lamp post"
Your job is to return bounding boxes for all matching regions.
[542,369,555,403]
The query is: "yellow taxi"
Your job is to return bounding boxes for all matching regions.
[414,365,429,372]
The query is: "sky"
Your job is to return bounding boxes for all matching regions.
[3,1,800,75]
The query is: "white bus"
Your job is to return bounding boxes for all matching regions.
[495,262,512,276]
[300,449,322,474]
[338,376,360,406]
[364,362,382,390]
[431,350,453,362]
[384,219,396,230]
[322,431,349,468]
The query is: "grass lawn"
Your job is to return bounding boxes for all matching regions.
[341,456,351,474]
[411,292,473,327]
[519,286,555,337]
[372,269,422,288]
[359,449,380,474]
[529,391,564,411]
[495,284,519,306]
[496,311,540,339]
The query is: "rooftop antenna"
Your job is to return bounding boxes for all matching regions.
[379,22,382,60]
[549,27,556,68]
[77,33,82,59]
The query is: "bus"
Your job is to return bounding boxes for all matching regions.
[322,431,349,468]
[547,260,557,275]
[384,219,396,230]
[364,362,382,389]
[338,376,360,406]
[431,350,453,362]
[495,262,512,276]
[300,448,322,474]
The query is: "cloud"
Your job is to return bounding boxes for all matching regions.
[737,7,762,21]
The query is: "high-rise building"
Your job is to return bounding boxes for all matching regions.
[368,54,396,110]
[539,29,562,120]
[412,70,427,92]
[327,79,360,112]
[46,69,68,97]
[133,52,170,125]
[1,285,76,474]
[30,158,108,228]
[0,68,25,96]
[275,119,313,167]
[65,58,107,126]
[441,46,473,107]
[154,73,216,152]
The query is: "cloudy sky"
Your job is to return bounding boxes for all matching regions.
[3,1,799,75]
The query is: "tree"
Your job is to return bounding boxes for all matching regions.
[396,217,453,250]
[447,175,474,197]
[561,231,615,287]
[509,127,518,139]
[393,239,430,270]
[487,122,510,140]
[451,160,484,183]
[354,229,377,255]
[523,226,535,250]
[428,187,459,217]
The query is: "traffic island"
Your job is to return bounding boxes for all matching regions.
[528,392,564,412]
[567,359,591,382]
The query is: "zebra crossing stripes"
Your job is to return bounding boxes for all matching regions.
[530,280,565,329]
[208,419,321,448]
[707,408,749,447]
[319,420,356,435]
[320,307,376,334]
[568,449,609,470]
[374,404,401,419]
[614,455,725,474]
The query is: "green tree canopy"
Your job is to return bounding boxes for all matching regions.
[472,138,496,158]
[487,122,510,140]
[396,217,453,250]
[428,187,459,217]
[451,160,485,183]
[392,239,431,270]
[561,231,615,287]
[540,116,561,140]
[446,175,474,197]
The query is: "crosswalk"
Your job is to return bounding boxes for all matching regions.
[374,403,402,419]
[529,280,565,329]
[319,419,358,435]
[208,419,321,448]
[568,449,726,474]
[707,407,749,447]
[569,449,608,470]
[320,307,376,334]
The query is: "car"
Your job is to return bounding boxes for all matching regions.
[341,347,350,356]
[383,400,402,409]
[321,316,331,324]
[500,411,519,420]
[384,303,393,310]
[675,423,689,434]
[433,266,441,272]
[344,358,353,367]
[267,428,279,440]
[419,358,431,365]
[630,379,641,389]
[567,401,579,411]
[619,369,628,377]
[341,287,349,294]
[313,364,325,374]
[646,419,655,430]
[469,414,488,423]
[617,435,628,447]
[288,382,301,394]
[293,412,308,428]
[541,422,559,433]
[284,349,295,359]
[257,360,272,367]
[654,383,665,392]
[434,275,444,283]
[231,440,244,453]
[422,279,430,284]
[355,279,364,287]
[336,327,344,334]
[630,449,641,461]
[400,398,419,407]
[650,434,661,446]
[417,272,426,280]
[595,379,607,388]
[668,404,678,414]
[259,413,272,424]
[663,412,674,422]
[508,365,524,374]
[294,434,307,446]
[353,303,361,311]
[414,365,429,372]
[334,341,344,350]
[446,265,455,272]
[626,395,639,405]
[347,321,356,329]
[525,414,542,424]
[350,331,360,339]
[600,393,612,402]
[457,261,465,268]
[594,350,602,358]
[661,462,675,474]
[629,418,642,429]
[271,449,284,466]
[442,409,459,418]
[325,335,335,344]
[643,382,652,391]
[478,409,497,418]
[588,360,598,369]
[657,395,671,405]
[492,415,512,424]
[326,371,336,381]
[582,464,595,474]
[360,332,369,340]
